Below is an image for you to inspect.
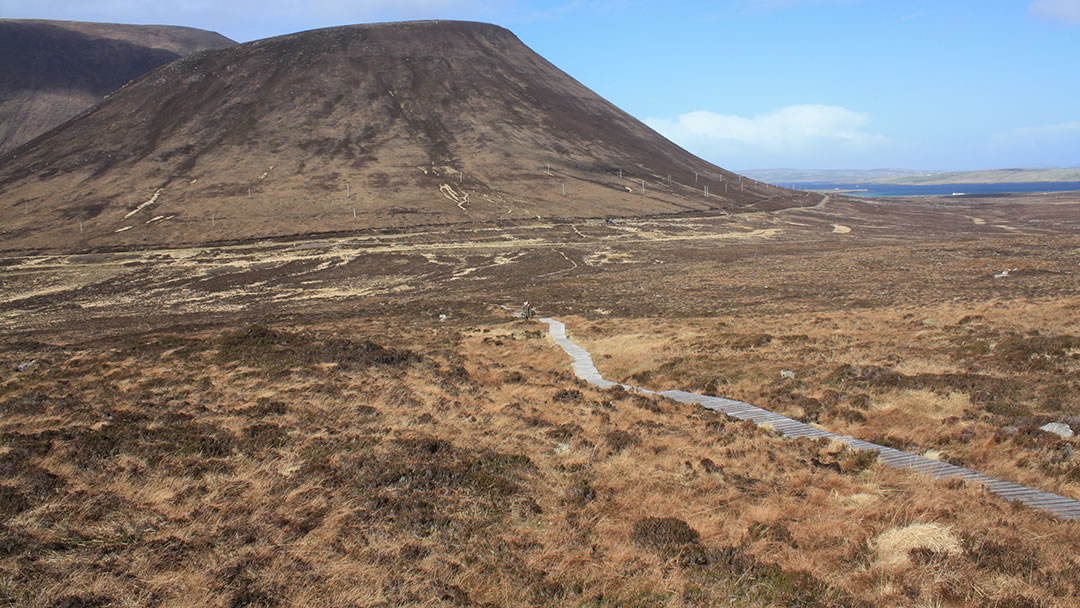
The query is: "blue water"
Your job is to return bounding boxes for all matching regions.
[782,181,1080,197]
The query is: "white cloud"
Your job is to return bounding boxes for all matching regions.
[512,1,638,24]
[646,104,880,150]
[986,121,1080,167]
[1017,121,1080,138]
[899,10,929,22]
[645,104,887,168]
[742,0,855,12]
[992,121,1080,144]
[1029,0,1080,26]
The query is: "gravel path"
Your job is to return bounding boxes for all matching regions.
[541,317,1080,520]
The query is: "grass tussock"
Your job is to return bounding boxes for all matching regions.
[216,324,419,370]
[873,522,961,569]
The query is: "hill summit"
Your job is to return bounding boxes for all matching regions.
[0,21,811,251]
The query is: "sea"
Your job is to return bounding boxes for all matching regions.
[782,181,1080,198]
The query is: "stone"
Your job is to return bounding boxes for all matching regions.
[15,360,38,372]
[1040,422,1075,439]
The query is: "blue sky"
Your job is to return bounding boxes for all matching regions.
[3,0,1078,170]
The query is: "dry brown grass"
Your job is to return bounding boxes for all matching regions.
[873,523,962,569]
[2,194,1080,606]
[2,307,1079,607]
[575,291,1080,503]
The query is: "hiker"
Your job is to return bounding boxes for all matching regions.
[522,301,532,320]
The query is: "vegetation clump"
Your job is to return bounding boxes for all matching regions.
[990,333,1080,372]
[502,370,526,384]
[730,333,774,350]
[217,325,418,369]
[605,430,639,452]
[552,388,583,402]
[632,517,700,550]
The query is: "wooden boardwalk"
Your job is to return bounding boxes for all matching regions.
[541,318,1080,520]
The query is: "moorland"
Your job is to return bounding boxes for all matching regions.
[2,190,1079,607]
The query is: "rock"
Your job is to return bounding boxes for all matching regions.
[15,360,38,372]
[1040,422,1075,439]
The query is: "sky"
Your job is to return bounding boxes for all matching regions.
[2,0,1079,171]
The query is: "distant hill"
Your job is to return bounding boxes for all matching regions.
[0,19,234,155]
[869,168,1080,185]
[0,21,812,252]
[738,168,924,184]
[741,167,1080,185]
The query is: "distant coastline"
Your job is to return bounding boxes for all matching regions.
[741,167,1080,186]
[789,181,1080,198]
[871,168,1080,185]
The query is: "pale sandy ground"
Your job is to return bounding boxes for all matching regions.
[0,214,795,331]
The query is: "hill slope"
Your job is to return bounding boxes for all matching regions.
[0,19,234,155]
[0,21,813,252]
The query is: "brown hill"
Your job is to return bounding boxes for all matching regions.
[0,21,814,252]
[0,19,235,157]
